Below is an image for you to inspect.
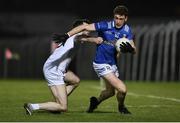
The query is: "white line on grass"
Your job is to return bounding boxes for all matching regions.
[128,92,180,103]
[127,105,174,108]
[92,86,180,103]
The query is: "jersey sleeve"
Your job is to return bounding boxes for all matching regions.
[94,20,114,31]
[124,24,134,40]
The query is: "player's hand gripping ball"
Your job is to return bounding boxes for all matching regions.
[115,37,134,53]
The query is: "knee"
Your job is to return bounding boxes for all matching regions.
[61,106,68,112]
[118,88,127,94]
[55,99,68,112]
[117,86,127,94]
[57,104,67,112]
[74,77,80,86]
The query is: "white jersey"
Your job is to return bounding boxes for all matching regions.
[43,34,80,86]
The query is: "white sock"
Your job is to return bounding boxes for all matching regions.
[30,104,40,110]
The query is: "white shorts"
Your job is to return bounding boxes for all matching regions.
[43,65,66,86]
[93,62,119,77]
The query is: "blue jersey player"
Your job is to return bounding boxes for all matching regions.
[54,5,136,114]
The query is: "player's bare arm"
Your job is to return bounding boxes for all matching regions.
[80,37,103,44]
[52,24,96,44]
[67,23,96,37]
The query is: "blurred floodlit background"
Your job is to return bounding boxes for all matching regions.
[0,0,180,81]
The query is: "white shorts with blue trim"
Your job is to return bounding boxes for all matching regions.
[93,62,119,77]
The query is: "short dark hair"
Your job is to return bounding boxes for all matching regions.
[72,19,91,28]
[113,5,128,16]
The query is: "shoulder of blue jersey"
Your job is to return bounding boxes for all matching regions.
[124,24,131,33]
[107,20,114,29]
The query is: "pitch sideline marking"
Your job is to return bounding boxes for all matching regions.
[101,104,175,108]
[127,92,180,103]
[92,86,180,103]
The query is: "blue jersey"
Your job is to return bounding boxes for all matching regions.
[94,20,133,65]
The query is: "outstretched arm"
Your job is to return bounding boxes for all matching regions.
[67,23,96,37]
[80,37,103,44]
[52,24,96,44]
[75,33,103,44]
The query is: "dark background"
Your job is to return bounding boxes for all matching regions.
[0,0,180,18]
[0,0,180,80]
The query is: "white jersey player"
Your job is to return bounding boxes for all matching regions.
[24,19,103,115]
[44,33,82,86]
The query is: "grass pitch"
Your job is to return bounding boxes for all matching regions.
[0,79,180,122]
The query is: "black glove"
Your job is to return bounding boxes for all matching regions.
[51,33,69,45]
[120,42,135,53]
